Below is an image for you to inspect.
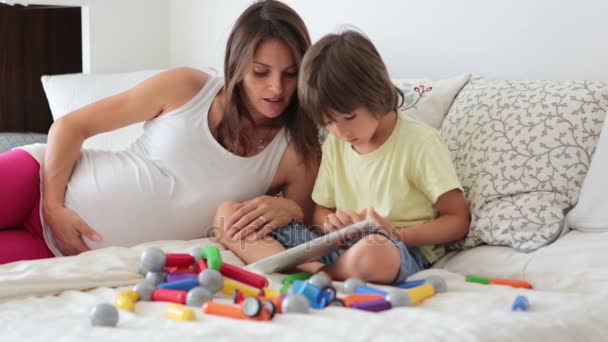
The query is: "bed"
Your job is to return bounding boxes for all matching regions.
[1,230,607,341]
[3,75,608,340]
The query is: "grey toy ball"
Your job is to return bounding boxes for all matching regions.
[308,273,332,289]
[198,269,223,294]
[281,294,310,314]
[133,281,156,301]
[190,247,203,261]
[343,277,365,294]
[385,290,412,307]
[145,271,165,286]
[90,303,119,327]
[139,247,166,273]
[425,275,448,293]
[136,261,146,276]
[186,286,213,307]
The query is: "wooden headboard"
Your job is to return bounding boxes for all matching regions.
[0,3,82,133]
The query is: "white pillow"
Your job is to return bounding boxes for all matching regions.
[566,112,608,232]
[393,74,471,129]
[41,70,163,151]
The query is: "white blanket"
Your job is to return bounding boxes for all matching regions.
[1,233,607,341]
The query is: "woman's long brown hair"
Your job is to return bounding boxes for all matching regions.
[219,0,320,167]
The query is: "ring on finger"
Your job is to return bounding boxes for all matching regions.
[259,215,267,224]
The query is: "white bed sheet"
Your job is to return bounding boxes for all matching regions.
[0,232,607,341]
[435,229,608,294]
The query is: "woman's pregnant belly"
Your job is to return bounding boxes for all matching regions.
[64,150,208,249]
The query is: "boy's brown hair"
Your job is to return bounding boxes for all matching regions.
[298,30,403,125]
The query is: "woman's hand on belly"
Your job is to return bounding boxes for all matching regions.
[225,195,303,240]
[43,205,102,255]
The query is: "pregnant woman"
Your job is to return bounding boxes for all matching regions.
[0,0,320,264]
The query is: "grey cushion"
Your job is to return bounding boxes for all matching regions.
[0,133,47,153]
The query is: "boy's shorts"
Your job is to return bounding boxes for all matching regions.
[269,222,431,284]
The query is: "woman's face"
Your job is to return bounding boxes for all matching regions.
[241,38,298,123]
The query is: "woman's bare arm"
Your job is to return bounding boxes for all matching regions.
[43,67,208,254]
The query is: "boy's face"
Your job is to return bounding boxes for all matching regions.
[325,107,380,148]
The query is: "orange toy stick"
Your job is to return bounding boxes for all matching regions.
[489,278,533,289]
[202,301,272,321]
[343,294,385,307]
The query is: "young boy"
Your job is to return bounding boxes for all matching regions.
[215,30,470,284]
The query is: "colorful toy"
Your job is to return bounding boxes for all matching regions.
[281,294,310,314]
[233,289,284,314]
[114,289,139,312]
[165,253,196,268]
[145,271,165,286]
[352,299,392,312]
[290,280,335,309]
[198,269,223,294]
[133,281,156,301]
[342,275,446,309]
[197,259,269,289]
[512,295,530,311]
[164,266,198,274]
[424,275,448,293]
[385,290,412,307]
[186,286,213,307]
[342,294,385,307]
[191,247,203,261]
[166,303,196,321]
[152,288,188,304]
[354,285,387,296]
[394,275,448,292]
[202,298,273,321]
[308,273,332,289]
[157,277,199,292]
[466,274,532,289]
[280,272,311,294]
[405,283,436,305]
[90,303,119,327]
[166,272,198,283]
[343,277,365,294]
[393,279,426,289]
[200,245,222,270]
[260,299,278,317]
[139,247,166,274]
[221,278,263,298]
[262,287,280,299]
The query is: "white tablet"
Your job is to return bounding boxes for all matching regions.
[248,219,378,274]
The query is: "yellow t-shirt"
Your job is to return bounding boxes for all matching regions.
[312,114,462,263]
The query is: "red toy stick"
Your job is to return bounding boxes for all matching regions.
[197,259,269,289]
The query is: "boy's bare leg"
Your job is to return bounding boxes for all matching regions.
[213,201,324,274]
[320,234,401,284]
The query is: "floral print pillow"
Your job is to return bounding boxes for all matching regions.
[394,74,470,129]
[440,78,608,251]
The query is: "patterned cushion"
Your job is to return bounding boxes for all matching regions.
[440,78,608,251]
[0,133,47,153]
[394,74,470,129]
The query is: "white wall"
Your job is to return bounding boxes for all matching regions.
[170,0,608,81]
[85,0,170,73]
[2,0,171,73]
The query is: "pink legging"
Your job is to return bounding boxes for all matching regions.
[0,149,54,264]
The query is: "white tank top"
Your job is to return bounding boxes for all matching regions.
[19,75,290,255]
